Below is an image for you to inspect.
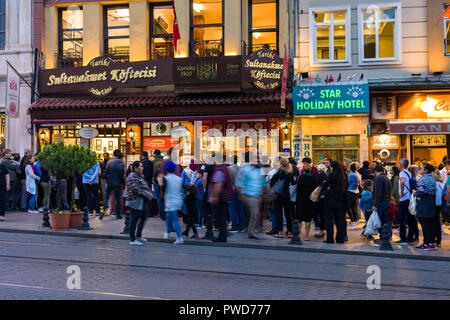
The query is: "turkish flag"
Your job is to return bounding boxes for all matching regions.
[437,6,450,25]
[172,1,181,51]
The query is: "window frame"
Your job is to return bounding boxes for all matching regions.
[150,1,174,59]
[0,0,6,50]
[248,0,279,54]
[357,3,402,65]
[444,18,450,56]
[57,7,84,66]
[189,0,225,57]
[309,6,351,67]
[103,5,130,59]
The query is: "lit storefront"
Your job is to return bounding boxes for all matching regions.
[389,93,450,167]
[292,82,370,167]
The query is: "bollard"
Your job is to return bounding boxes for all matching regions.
[42,208,51,229]
[379,223,394,251]
[289,219,302,245]
[203,204,214,240]
[120,210,130,235]
[79,208,92,230]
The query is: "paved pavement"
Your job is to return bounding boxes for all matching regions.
[0,210,449,259]
[0,232,449,300]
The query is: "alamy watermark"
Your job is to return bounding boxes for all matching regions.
[66,265,81,290]
[366,265,381,290]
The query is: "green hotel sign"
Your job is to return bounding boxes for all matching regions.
[293,83,370,115]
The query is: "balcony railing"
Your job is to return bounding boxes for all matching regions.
[190,40,223,57]
[56,51,83,68]
[242,41,278,55]
[105,48,130,63]
[150,42,174,60]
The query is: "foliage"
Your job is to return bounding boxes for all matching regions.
[36,143,98,179]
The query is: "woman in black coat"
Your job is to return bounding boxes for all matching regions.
[296,159,317,241]
[314,164,328,238]
[322,161,347,244]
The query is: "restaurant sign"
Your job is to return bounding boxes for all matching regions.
[389,121,450,134]
[293,83,370,115]
[242,49,284,91]
[39,56,173,97]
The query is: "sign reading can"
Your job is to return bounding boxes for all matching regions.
[39,56,173,97]
[389,121,450,134]
[242,49,284,91]
[293,83,370,115]
[78,127,99,139]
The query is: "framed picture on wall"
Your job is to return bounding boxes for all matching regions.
[95,139,102,151]
[108,141,114,151]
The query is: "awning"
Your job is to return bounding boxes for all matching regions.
[389,120,450,134]
[33,118,126,125]
[29,92,289,121]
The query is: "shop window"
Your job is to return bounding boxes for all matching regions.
[249,0,278,53]
[359,4,401,64]
[0,0,5,50]
[58,7,83,67]
[104,6,130,62]
[190,0,223,57]
[310,7,350,65]
[151,3,174,59]
[445,18,450,56]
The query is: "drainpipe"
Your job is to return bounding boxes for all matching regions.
[286,0,290,58]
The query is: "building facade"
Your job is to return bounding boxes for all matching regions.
[293,0,450,168]
[32,0,294,165]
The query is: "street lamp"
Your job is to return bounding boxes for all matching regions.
[40,130,46,146]
[128,128,136,154]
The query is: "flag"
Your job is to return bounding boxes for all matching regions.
[325,75,329,84]
[359,73,364,81]
[308,74,312,83]
[315,74,321,83]
[346,73,356,80]
[437,6,450,26]
[280,45,288,109]
[172,1,181,52]
[337,73,342,82]
[328,74,334,83]
[5,62,20,118]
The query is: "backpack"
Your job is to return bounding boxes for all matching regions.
[404,171,417,193]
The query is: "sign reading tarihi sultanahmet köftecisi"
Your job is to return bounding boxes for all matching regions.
[293,82,370,115]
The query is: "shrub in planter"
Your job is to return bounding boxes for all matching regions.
[49,210,71,230]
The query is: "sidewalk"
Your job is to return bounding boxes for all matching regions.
[0,211,449,261]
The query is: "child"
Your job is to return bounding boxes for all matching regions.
[183,184,199,239]
[194,169,204,227]
[388,196,397,224]
[360,179,374,239]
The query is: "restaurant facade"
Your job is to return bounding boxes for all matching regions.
[32,0,293,165]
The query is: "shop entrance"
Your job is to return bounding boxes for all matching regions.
[411,135,447,167]
[312,135,360,167]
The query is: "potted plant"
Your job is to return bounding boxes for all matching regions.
[37,143,97,230]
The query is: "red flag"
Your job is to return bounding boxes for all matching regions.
[308,74,312,83]
[172,1,181,52]
[437,6,450,26]
[328,74,334,83]
[281,45,288,109]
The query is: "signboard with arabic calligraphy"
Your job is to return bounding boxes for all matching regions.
[173,56,241,85]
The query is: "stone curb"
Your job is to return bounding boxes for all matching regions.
[0,227,449,262]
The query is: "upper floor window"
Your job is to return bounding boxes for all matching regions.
[190,0,223,57]
[151,3,174,59]
[58,7,83,67]
[358,4,401,64]
[104,6,130,62]
[445,18,450,56]
[310,7,351,65]
[249,0,278,53]
[0,0,5,50]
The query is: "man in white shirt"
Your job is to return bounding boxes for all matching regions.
[440,160,450,188]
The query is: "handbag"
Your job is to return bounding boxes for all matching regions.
[289,184,297,202]
[140,189,154,201]
[125,198,144,211]
[408,194,417,216]
[310,186,322,203]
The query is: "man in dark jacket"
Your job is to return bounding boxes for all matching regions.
[372,165,392,241]
[358,161,373,181]
[19,149,32,211]
[140,151,153,187]
[100,150,125,220]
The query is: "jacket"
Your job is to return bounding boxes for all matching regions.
[82,162,100,184]
[100,159,109,179]
[141,158,154,185]
[391,175,399,205]
[210,164,233,202]
[323,172,345,209]
[361,190,373,211]
[358,167,373,181]
[152,155,164,179]
[416,173,436,218]
[373,173,391,207]
[25,164,40,195]
[1,157,18,181]
[106,157,125,186]
[270,169,295,202]
[126,172,150,201]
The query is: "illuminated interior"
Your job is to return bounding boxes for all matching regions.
[314,11,346,61]
[152,5,174,58]
[363,8,395,59]
[192,0,223,56]
[61,7,83,62]
[106,7,130,58]
[251,0,277,51]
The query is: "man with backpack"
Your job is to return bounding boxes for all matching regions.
[396,158,418,245]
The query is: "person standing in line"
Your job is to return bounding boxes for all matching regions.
[313,164,328,238]
[323,158,332,176]
[11,154,22,211]
[358,161,372,181]
[372,165,392,243]
[158,161,184,245]
[194,169,204,227]
[152,150,165,221]
[432,169,443,248]
[229,155,245,233]
[100,150,125,220]
[99,153,110,207]
[440,160,450,223]
[19,149,32,211]
[25,156,41,214]
[346,163,361,226]
[265,158,280,235]
[322,161,347,244]
[390,166,400,228]
[395,159,418,245]
[1,150,17,211]
[296,158,317,241]
[182,184,199,239]
[0,157,10,221]
[126,161,151,246]
[40,165,51,211]
[83,159,101,216]
[414,163,437,251]
[360,180,374,239]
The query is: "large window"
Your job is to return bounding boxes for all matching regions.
[310,7,350,65]
[445,18,450,56]
[0,0,5,50]
[359,4,401,64]
[249,0,278,53]
[190,0,224,57]
[151,3,174,59]
[58,7,83,67]
[104,6,130,62]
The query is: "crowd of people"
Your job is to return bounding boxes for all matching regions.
[0,146,448,251]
